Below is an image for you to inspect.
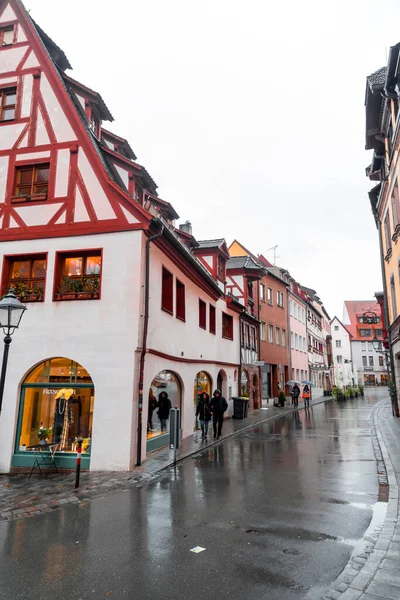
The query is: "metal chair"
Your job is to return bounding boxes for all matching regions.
[28,443,60,478]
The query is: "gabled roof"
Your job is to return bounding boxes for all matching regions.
[31,19,72,71]
[385,44,400,97]
[196,238,230,259]
[101,128,137,160]
[367,66,387,90]
[146,193,179,220]
[226,255,263,271]
[330,316,353,339]
[343,300,382,340]
[62,73,114,121]
[257,253,273,268]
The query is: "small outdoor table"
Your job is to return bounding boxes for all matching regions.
[27,443,60,478]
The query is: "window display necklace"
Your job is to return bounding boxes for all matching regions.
[58,396,66,415]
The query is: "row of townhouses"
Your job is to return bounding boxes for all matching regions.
[0,0,333,473]
[365,43,400,415]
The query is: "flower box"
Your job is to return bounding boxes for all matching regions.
[54,291,100,301]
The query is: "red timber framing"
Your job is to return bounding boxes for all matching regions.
[0,0,152,242]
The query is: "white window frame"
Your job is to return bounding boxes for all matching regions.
[268,288,273,305]
[268,324,273,343]
[261,321,266,341]
[281,329,286,347]
[275,326,280,345]
[260,283,266,302]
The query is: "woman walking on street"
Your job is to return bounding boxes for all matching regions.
[302,384,310,409]
[158,391,172,433]
[210,389,228,439]
[196,392,211,439]
[292,383,300,408]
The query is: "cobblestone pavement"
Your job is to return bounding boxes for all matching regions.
[322,396,400,600]
[0,394,328,522]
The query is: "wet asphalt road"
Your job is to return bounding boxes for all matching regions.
[0,390,387,600]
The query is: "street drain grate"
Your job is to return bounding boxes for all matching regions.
[283,549,301,555]
[246,529,261,535]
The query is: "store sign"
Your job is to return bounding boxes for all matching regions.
[42,389,76,395]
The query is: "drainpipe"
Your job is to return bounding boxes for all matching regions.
[377,218,400,417]
[136,222,164,466]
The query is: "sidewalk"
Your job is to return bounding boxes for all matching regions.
[0,393,327,522]
[323,397,400,600]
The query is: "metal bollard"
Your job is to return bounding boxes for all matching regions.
[75,437,83,489]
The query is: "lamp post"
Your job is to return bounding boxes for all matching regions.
[0,291,27,414]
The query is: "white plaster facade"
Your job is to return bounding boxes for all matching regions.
[288,294,308,382]
[330,317,356,387]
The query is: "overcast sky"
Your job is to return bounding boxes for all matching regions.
[27,0,400,318]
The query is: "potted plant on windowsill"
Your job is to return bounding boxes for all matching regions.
[37,426,52,446]
[5,283,44,302]
[10,193,30,204]
[55,276,100,300]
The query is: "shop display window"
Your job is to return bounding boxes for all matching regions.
[147,370,181,440]
[17,358,94,454]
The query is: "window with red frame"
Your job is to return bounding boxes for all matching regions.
[12,163,50,203]
[199,299,206,329]
[0,87,16,121]
[217,255,225,280]
[176,279,185,321]
[222,312,233,340]
[0,26,14,46]
[161,267,173,313]
[54,251,102,300]
[3,255,46,302]
[209,305,216,334]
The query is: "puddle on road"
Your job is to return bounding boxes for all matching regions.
[338,500,387,557]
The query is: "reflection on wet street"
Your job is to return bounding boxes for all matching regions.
[0,391,386,600]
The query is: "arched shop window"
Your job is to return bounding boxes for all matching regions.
[193,371,212,430]
[16,357,94,455]
[147,370,182,441]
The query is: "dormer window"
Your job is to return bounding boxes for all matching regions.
[89,112,100,137]
[0,87,16,121]
[134,183,143,204]
[0,26,14,46]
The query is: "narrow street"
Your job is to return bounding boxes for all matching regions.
[0,391,387,600]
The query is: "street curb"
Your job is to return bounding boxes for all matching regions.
[140,394,331,478]
[321,397,395,600]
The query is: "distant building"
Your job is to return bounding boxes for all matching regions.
[330,317,357,387]
[342,301,387,386]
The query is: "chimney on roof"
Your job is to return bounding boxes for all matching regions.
[179,220,192,236]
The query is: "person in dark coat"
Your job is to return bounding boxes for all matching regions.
[157,391,172,432]
[210,389,228,439]
[196,392,211,439]
[292,383,300,408]
[148,389,158,432]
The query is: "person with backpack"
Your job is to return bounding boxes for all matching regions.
[210,389,228,439]
[196,392,212,439]
[292,383,300,408]
[157,391,172,432]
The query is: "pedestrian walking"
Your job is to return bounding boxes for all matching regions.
[148,389,158,432]
[302,384,310,409]
[196,392,211,439]
[157,391,171,432]
[292,383,300,408]
[210,389,228,439]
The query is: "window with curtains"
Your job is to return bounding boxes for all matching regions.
[384,211,392,253]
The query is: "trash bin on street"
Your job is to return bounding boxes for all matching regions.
[232,397,249,419]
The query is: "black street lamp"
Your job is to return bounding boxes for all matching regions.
[0,291,27,414]
[372,336,383,353]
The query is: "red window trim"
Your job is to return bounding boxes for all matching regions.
[161,266,173,315]
[53,248,103,302]
[1,252,48,303]
[199,299,207,329]
[175,278,186,322]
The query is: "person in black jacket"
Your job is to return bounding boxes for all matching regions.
[210,389,228,439]
[158,391,172,432]
[292,383,300,408]
[196,392,211,439]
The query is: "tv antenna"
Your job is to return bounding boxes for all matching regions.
[268,245,279,266]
